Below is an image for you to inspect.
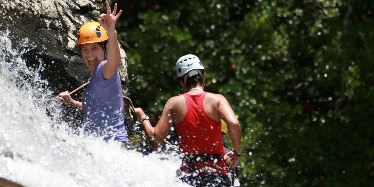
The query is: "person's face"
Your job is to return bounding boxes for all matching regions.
[80,43,105,73]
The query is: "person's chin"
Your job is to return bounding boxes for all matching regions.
[90,65,98,70]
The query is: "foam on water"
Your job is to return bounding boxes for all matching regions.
[0,30,188,187]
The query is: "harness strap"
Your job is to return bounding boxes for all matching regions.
[181,154,228,175]
[182,154,223,162]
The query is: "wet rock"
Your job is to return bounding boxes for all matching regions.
[0,0,128,93]
[0,177,24,187]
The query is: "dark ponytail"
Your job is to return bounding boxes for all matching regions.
[179,70,204,89]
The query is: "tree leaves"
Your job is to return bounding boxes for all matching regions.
[117,0,374,185]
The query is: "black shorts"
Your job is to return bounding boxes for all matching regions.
[179,172,231,187]
[179,154,231,187]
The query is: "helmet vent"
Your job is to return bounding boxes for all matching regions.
[96,32,101,37]
[176,54,204,78]
[76,22,108,45]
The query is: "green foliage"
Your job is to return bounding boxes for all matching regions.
[117,0,374,186]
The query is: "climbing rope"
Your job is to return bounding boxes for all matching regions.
[69,81,90,95]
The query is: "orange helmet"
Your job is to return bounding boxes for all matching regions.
[76,21,108,45]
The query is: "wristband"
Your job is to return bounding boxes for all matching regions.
[140,115,150,124]
[232,149,241,157]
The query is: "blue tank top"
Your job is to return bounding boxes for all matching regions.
[82,60,128,142]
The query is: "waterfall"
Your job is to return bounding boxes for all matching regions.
[0,30,188,187]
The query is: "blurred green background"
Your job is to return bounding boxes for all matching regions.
[114,0,373,186]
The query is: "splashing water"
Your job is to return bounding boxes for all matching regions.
[0,30,188,187]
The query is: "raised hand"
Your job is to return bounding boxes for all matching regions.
[98,0,122,32]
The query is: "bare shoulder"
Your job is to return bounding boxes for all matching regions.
[205,92,226,102]
[167,95,184,102]
[165,95,185,107]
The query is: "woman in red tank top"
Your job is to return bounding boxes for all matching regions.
[134,54,241,187]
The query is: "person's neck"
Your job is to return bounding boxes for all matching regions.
[188,86,204,92]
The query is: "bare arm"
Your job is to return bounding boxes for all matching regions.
[134,98,175,147]
[99,1,123,79]
[217,95,241,153]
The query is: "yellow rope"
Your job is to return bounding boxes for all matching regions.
[70,80,90,95]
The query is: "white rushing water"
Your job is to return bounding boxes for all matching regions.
[0,30,188,187]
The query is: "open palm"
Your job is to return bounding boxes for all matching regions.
[98,0,122,32]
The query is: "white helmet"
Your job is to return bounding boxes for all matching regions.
[176,54,204,78]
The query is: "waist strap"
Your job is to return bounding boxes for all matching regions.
[182,154,223,162]
[181,154,228,175]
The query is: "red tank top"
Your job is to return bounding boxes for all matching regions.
[175,92,224,154]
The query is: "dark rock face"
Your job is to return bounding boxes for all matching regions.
[0,177,24,187]
[0,0,128,93]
